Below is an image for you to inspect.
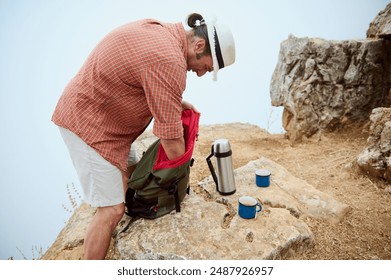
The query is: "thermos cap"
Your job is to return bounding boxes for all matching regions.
[213,139,231,154]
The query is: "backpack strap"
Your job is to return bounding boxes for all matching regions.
[167,181,180,212]
[165,158,194,213]
[119,215,140,234]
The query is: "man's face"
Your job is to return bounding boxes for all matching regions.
[187,53,213,77]
[187,38,213,77]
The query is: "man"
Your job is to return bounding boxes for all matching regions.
[52,13,235,259]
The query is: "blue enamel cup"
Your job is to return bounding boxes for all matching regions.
[238,196,262,219]
[255,169,271,187]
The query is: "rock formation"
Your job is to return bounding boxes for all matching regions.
[356,4,391,184]
[270,5,391,142]
[357,107,391,183]
[367,3,391,39]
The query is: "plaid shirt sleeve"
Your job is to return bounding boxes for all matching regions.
[142,62,187,140]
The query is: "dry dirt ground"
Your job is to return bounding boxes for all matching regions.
[191,123,391,260]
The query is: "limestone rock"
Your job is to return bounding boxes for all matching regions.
[115,154,317,260]
[270,34,391,141]
[356,107,391,182]
[116,155,325,260]
[116,193,313,260]
[367,3,391,39]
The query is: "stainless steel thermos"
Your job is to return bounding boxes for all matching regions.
[206,139,236,195]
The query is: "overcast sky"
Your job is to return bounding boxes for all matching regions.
[0,0,388,260]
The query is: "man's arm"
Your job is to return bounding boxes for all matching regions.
[160,137,185,160]
[160,101,199,160]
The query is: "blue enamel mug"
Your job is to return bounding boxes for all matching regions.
[238,196,262,219]
[255,169,271,187]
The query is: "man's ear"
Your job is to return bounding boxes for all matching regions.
[194,38,206,54]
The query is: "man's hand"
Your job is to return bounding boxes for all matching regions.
[181,100,200,114]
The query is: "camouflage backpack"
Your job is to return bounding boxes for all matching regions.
[125,109,199,219]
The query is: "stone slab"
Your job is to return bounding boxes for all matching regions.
[200,157,351,224]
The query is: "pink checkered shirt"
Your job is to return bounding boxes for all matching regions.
[52,19,188,171]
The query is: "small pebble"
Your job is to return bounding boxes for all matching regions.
[245,231,254,242]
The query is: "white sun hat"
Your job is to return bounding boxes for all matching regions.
[205,17,236,81]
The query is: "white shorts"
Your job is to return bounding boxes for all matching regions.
[59,127,139,207]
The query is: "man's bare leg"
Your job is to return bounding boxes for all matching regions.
[84,203,124,259]
[84,164,137,260]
